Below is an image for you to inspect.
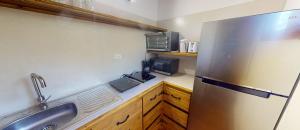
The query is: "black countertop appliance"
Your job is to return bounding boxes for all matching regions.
[150,57,179,75]
[145,32,179,52]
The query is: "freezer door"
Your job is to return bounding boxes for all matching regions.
[187,77,287,130]
[196,10,300,96]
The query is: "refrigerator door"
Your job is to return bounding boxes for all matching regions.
[196,10,300,96]
[188,77,287,130]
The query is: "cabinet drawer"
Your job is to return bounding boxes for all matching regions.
[113,113,142,130]
[81,118,112,130]
[162,102,188,127]
[112,99,142,130]
[143,85,163,114]
[78,109,113,130]
[143,102,162,129]
[147,115,163,130]
[78,116,112,130]
[161,115,185,130]
[164,84,191,112]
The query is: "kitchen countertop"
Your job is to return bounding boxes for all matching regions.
[0,73,194,130]
[164,73,194,92]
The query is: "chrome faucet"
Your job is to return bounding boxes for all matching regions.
[30,73,51,110]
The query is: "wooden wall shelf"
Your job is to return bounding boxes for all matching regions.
[150,52,198,57]
[0,0,167,32]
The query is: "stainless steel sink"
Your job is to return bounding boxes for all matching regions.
[3,103,77,130]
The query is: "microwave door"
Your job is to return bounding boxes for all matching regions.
[146,36,168,51]
[188,77,287,130]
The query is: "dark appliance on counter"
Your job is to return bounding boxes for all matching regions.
[150,57,179,75]
[142,60,151,75]
[109,61,156,92]
[110,71,156,92]
[124,60,156,83]
[145,32,179,51]
[125,71,156,83]
[109,76,141,92]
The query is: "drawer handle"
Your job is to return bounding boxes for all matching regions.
[171,94,181,100]
[150,95,157,101]
[116,115,130,125]
[160,119,166,124]
[164,92,169,96]
[158,91,164,96]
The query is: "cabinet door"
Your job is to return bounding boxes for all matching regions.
[77,112,113,130]
[112,99,143,130]
[161,115,185,130]
[143,84,164,114]
[84,120,112,130]
[147,115,164,130]
[143,102,162,129]
[162,102,188,127]
[164,84,191,112]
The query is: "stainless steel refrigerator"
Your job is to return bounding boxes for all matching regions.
[188,10,300,130]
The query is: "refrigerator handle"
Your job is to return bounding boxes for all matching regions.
[200,76,273,98]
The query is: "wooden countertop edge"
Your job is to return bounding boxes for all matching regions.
[163,81,193,94]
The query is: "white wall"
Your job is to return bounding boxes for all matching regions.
[60,0,159,25]
[269,1,300,130]
[157,0,253,20]
[95,0,158,22]
[0,7,147,116]
[277,82,300,130]
[158,0,286,41]
[284,0,300,10]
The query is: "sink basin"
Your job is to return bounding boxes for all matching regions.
[3,103,77,130]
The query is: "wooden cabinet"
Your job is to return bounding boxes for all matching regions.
[112,99,142,130]
[147,115,164,130]
[78,82,191,130]
[143,102,162,129]
[162,83,191,129]
[79,114,112,130]
[78,98,142,130]
[164,84,191,112]
[143,82,191,130]
[161,115,185,130]
[143,85,163,114]
[162,102,188,127]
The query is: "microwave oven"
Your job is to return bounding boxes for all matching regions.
[145,32,179,51]
[150,57,179,75]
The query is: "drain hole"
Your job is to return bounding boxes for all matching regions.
[42,124,57,130]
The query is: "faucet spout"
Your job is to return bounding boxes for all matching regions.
[30,73,50,110]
